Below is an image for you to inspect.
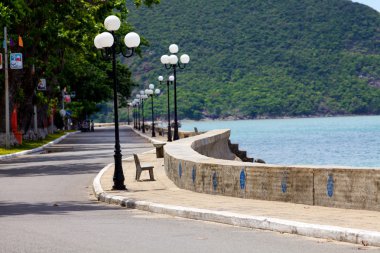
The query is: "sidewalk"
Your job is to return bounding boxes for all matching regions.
[93,127,380,247]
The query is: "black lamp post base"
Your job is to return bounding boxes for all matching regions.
[112,152,126,190]
[112,184,127,190]
[167,126,172,142]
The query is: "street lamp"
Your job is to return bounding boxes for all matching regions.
[145,84,161,137]
[127,102,132,125]
[161,44,190,140]
[139,90,148,133]
[136,94,141,130]
[163,75,174,142]
[131,101,135,128]
[94,15,141,190]
[133,99,139,129]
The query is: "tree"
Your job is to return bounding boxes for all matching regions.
[0,0,159,142]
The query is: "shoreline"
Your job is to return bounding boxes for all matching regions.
[181,114,380,122]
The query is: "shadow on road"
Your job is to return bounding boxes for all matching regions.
[0,201,121,217]
[0,162,105,177]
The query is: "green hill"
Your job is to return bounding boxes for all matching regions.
[127,0,380,120]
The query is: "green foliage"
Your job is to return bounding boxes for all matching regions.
[0,0,159,133]
[0,131,68,154]
[127,0,380,119]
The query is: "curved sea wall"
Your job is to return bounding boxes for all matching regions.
[164,129,380,211]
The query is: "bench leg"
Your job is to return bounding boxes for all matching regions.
[149,169,155,181]
[136,169,142,181]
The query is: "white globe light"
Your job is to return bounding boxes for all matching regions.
[136,94,141,99]
[169,75,174,81]
[59,109,66,117]
[158,76,163,81]
[124,32,140,48]
[104,15,121,31]
[169,44,179,54]
[169,54,178,65]
[99,32,114,48]
[145,89,150,95]
[160,55,170,64]
[149,83,154,90]
[155,88,160,95]
[180,54,190,64]
[143,94,148,99]
[140,90,145,95]
[94,34,103,49]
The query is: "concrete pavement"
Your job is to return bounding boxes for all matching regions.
[93,126,380,247]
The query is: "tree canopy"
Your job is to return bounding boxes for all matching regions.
[0,0,159,134]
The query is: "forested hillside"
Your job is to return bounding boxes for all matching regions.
[127,0,380,119]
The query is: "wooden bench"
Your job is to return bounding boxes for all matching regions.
[133,154,155,181]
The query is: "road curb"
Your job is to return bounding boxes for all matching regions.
[0,131,79,160]
[129,126,159,144]
[93,160,380,247]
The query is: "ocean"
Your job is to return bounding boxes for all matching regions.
[180,116,380,168]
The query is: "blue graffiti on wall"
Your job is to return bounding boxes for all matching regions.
[192,166,196,184]
[178,162,182,178]
[281,171,288,193]
[327,174,334,197]
[212,172,217,191]
[240,169,246,190]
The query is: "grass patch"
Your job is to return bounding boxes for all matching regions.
[0,131,73,155]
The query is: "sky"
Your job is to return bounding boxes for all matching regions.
[351,0,380,12]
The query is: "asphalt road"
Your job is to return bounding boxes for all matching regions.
[0,127,377,253]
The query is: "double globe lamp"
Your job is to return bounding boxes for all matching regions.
[160,44,190,140]
[145,84,160,137]
[94,15,140,190]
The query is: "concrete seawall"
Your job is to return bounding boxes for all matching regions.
[164,129,380,211]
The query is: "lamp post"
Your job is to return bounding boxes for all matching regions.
[94,15,141,190]
[139,90,148,133]
[127,102,131,125]
[132,100,138,129]
[145,84,161,137]
[136,94,141,130]
[164,75,174,142]
[133,99,139,129]
[161,44,190,140]
[131,101,135,128]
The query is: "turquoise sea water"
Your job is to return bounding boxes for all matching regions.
[180,116,380,167]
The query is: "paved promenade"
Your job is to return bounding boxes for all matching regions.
[95,127,380,247]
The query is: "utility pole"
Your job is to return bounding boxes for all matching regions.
[4,27,10,148]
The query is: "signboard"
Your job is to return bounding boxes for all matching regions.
[37,78,46,91]
[64,95,71,103]
[0,53,2,69]
[10,53,23,69]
